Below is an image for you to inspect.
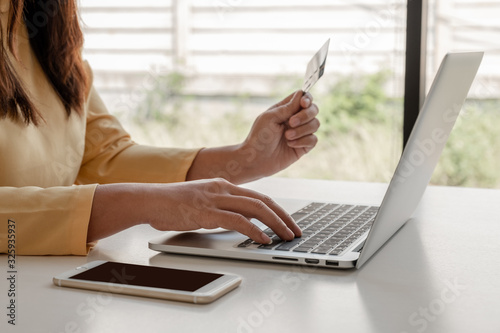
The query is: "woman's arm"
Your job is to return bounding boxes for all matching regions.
[87,179,302,244]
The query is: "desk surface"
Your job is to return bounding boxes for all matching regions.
[2,177,500,333]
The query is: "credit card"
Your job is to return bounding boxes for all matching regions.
[302,39,330,93]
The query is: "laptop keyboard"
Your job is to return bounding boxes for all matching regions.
[237,203,378,256]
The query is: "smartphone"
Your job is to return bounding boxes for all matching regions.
[53,260,242,304]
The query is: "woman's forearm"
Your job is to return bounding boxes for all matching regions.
[87,184,146,242]
[186,144,263,185]
[86,180,301,244]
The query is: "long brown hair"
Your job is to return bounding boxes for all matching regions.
[0,0,88,125]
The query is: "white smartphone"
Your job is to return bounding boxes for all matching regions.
[53,260,242,304]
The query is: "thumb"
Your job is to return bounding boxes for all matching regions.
[268,90,303,124]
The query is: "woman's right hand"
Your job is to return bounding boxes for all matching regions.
[88,179,302,244]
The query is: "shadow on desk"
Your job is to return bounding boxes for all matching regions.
[355,219,436,333]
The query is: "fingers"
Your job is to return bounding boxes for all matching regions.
[178,179,302,244]
[285,118,320,140]
[286,108,319,150]
[300,92,313,109]
[266,91,318,130]
[285,100,320,148]
[268,90,303,123]
[288,99,318,129]
[216,200,299,244]
[225,186,302,239]
[215,211,273,244]
[287,134,318,149]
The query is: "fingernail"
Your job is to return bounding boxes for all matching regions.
[286,229,295,240]
[290,118,300,127]
[304,98,311,105]
[286,130,296,139]
[262,233,272,244]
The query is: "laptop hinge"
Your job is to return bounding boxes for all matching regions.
[354,240,365,253]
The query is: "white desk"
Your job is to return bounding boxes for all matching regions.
[2,178,500,333]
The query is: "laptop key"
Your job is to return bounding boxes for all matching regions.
[293,246,311,253]
[237,238,253,248]
[258,237,283,249]
[236,203,380,257]
[312,246,332,254]
[322,239,342,247]
[301,229,315,236]
[275,237,304,251]
[261,228,276,237]
[315,231,331,238]
[291,212,309,222]
[297,221,311,228]
[330,249,343,256]
[336,230,351,238]
[307,236,324,244]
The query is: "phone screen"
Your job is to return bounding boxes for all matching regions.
[69,262,223,292]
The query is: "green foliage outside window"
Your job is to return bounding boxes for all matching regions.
[129,71,500,188]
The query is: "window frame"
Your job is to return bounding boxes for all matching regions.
[403,0,428,147]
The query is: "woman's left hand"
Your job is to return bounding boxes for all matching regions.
[186,90,320,184]
[240,90,320,178]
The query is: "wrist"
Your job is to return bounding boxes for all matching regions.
[228,142,257,183]
[88,183,147,242]
[187,144,258,184]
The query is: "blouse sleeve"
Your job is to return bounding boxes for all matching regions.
[0,185,97,255]
[76,83,200,185]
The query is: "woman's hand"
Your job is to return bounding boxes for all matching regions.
[87,180,302,244]
[240,90,320,178]
[186,90,320,184]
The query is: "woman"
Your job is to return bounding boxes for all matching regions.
[0,1,320,255]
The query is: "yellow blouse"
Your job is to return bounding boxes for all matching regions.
[0,22,199,255]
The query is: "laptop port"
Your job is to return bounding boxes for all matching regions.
[305,259,319,264]
[326,260,339,267]
[272,257,298,262]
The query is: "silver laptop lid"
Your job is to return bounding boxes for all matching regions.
[356,52,484,268]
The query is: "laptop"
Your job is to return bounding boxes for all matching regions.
[149,52,484,269]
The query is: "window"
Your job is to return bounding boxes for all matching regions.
[80,0,407,183]
[426,0,500,187]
